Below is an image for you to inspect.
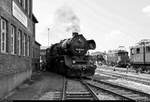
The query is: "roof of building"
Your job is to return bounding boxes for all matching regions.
[32,14,38,23]
[41,46,49,50]
[35,41,41,46]
[130,39,150,49]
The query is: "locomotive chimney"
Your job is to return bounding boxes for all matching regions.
[72,32,78,37]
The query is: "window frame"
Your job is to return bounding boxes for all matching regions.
[18,29,22,56]
[10,25,16,54]
[146,46,150,53]
[136,48,140,54]
[130,48,134,55]
[23,0,26,11]
[23,33,26,56]
[18,0,23,6]
[27,0,30,16]
[27,36,30,56]
[0,18,7,53]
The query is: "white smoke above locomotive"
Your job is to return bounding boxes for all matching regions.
[51,5,81,43]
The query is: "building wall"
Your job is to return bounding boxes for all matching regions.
[32,41,41,72]
[0,0,35,98]
[40,49,46,63]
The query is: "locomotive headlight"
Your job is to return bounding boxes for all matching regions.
[72,60,76,64]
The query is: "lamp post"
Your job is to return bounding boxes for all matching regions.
[48,28,50,46]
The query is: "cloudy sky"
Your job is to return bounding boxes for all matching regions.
[33,0,150,52]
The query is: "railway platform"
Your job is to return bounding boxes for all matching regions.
[3,72,64,100]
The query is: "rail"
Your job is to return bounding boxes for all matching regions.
[98,70,150,85]
[85,79,150,101]
[62,78,99,100]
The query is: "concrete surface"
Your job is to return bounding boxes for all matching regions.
[4,72,64,100]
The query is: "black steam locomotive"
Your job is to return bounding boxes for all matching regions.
[45,32,97,77]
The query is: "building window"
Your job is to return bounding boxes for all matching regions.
[27,36,30,56]
[23,0,26,10]
[18,0,21,3]
[146,46,150,53]
[25,0,28,12]
[136,48,140,54]
[131,48,134,55]
[11,25,16,54]
[23,33,28,56]
[18,0,23,6]
[1,18,7,53]
[23,33,26,56]
[25,34,27,56]
[18,30,22,55]
[27,0,30,16]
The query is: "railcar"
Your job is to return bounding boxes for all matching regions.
[130,40,150,73]
[45,32,97,77]
[106,50,129,68]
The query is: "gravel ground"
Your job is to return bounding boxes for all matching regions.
[90,85,121,100]
[5,72,64,100]
[39,91,61,100]
[95,67,150,95]
[108,79,150,94]
[98,65,150,79]
[94,72,117,80]
[66,79,87,92]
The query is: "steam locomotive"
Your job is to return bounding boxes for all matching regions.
[45,32,97,77]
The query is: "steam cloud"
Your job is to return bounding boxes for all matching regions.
[53,5,80,34]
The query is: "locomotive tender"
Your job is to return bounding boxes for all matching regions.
[45,32,97,77]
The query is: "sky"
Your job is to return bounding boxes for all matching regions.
[33,0,150,52]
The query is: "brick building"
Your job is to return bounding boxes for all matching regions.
[0,0,38,98]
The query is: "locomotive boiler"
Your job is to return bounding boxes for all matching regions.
[45,32,97,77]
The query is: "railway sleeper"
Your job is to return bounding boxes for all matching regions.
[66,92,90,94]
[65,91,94,100]
[66,94,92,97]
[66,97,94,100]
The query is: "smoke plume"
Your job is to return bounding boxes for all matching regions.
[53,5,80,35]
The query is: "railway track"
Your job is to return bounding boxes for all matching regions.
[97,70,150,85]
[85,79,150,101]
[62,78,99,100]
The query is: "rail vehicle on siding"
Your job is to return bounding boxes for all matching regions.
[106,49,130,68]
[130,39,150,73]
[45,32,97,77]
